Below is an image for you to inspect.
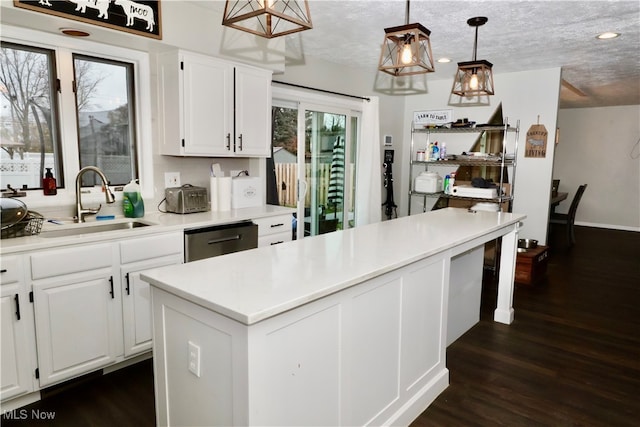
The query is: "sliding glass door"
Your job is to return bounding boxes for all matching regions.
[272,100,359,239]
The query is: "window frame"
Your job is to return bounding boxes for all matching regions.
[0,25,153,210]
[72,52,139,185]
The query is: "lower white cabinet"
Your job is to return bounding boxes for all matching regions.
[120,233,183,357]
[30,243,122,387]
[24,231,183,388]
[1,255,35,401]
[255,214,293,247]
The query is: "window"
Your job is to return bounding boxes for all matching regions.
[0,42,62,189]
[73,55,137,187]
[0,27,149,201]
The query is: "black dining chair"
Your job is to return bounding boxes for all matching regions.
[549,184,587,247]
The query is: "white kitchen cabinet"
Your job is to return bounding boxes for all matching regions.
[254,213,293,247]
[30,243,122,387]
[120,232,182,357]
[1,255,35,402]
[159,50,271,157]
[233,65,272,156]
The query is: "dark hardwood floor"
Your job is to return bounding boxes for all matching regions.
[414,226,640,426]
[2,226,638,426]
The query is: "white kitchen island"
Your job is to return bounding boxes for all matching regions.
[141,208,525,426]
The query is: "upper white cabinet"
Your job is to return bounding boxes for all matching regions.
[158,50,272,157]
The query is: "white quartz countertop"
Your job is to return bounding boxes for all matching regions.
[0,205,294,254]
[141,208,526,325]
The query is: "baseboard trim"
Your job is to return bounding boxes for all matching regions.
[575,222,640,232]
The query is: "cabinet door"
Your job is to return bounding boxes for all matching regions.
[182,54,233,156]
[121,256,182,357]
[1,283,33,401]
[234,65,272,157]
[32,273,121,387]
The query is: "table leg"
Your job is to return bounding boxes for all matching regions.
[494,225,518,324]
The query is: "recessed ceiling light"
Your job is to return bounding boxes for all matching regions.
[596,32,620,40]
[60,28,91,37]
[437,57,452,63]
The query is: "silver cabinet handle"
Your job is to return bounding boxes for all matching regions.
[226,133,231,150]
[208,235,241,245]
[238,134,243,151]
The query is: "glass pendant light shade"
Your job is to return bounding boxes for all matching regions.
[451,17,495,97]
[222,0,312,39]
[378,23,435,76]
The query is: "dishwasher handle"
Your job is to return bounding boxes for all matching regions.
[208,235,241,245]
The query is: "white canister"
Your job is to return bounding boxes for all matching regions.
[414,171,443,193]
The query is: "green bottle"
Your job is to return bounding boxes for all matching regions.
[123,179,144,218]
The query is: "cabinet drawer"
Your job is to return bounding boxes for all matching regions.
[120,232,183,264]
[254,214,292,237]
[258,231,291,248]
[31,244,113,280]
[0,255,23,285]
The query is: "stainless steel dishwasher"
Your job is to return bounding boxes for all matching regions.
[184,221,258,262]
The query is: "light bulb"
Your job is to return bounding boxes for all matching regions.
[469,73,479,90]
[401,43,413,65]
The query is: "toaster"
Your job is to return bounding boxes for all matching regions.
[165,185,208,214]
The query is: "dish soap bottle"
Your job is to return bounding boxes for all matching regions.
[123,179,144,218]
[43,168,57,195]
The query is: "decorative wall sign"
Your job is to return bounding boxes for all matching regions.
[525,122,548,158]
[413,109,453,126]
[14,0,162,39]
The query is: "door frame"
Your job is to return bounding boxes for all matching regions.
[272,86,362,240]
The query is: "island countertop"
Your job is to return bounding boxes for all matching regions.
[141,208,525,325]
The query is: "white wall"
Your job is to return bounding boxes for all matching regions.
[402,68,562,244]
[555,105,640,231]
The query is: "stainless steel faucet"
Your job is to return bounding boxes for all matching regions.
[75,166,116,223]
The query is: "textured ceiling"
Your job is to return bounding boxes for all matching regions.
[219,0,640,108]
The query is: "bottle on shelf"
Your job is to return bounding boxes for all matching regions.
[431,142,439,160]
[440,142,447,159]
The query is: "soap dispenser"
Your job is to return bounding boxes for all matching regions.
[123,179,144,218]
[43,168,57,195]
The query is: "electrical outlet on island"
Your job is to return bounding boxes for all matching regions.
[164,172,181,188]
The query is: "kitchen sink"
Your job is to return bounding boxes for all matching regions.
[41,220,152,238]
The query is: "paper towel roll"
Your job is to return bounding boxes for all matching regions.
[210,177,219,212]
[218,177,232,211]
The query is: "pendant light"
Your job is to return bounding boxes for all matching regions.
[451,17,495,97]
[222,0,312,39]
[378,0,435,77]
